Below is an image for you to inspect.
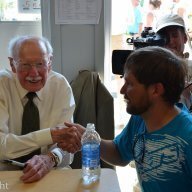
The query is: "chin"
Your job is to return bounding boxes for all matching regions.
[24,82,44,92]
[25,85,43,92]
[127,106,140,115]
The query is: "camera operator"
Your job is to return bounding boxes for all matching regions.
[155,14,192,111]
[155,14,190,59]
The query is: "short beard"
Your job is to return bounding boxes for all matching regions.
[126,103,150,115]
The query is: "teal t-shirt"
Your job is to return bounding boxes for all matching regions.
[114,104,192,192]
[127,7,142,34]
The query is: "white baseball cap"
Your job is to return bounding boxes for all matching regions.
[155,14,185,33]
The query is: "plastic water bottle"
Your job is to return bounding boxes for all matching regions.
[81,123,101,185]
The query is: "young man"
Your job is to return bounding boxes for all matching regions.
[155,13,192,110]
[0,36,81,183]
[66,46,192,192]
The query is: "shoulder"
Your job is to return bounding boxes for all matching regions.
[42,70,73,96]
[48,70,68,81]
[176,108,192,130]
[121,115,145,136]
[177,111,192,145]
[0,69,15,85]
[47,70,70,87]
[0,70,17,98]
[0,69,14,79]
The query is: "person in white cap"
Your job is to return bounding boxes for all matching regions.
[155,14,192,111]
[155,13,190,58]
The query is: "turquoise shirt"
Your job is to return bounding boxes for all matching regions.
[114,104,192,192]
[127,7,142,34]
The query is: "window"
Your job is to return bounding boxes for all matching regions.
[0,0,41,21]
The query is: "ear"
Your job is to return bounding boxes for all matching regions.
[149,83,165,98]
[8,57,17,73]
[48,56,53,72]
[49,55,53,62]
[184,33,187,44]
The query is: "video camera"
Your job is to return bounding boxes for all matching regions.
[112,27,167,75]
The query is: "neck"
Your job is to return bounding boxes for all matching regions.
[142,104,180,133]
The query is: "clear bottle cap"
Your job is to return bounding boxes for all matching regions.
[86,123,95,130]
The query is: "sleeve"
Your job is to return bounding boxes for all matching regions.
[0,126,53,160]
[113,115,142,162]
[113,123,133,162]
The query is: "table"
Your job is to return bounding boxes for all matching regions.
[0,168,121,192]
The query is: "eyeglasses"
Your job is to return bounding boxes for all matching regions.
[13,60,51,72]
[132,129,146,164]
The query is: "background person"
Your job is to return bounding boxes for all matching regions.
[144,0,162,29]
[155,13,189,58]
[66,46,192,192]
[126,0,143,37]
[0,36,81,183]
[171,0,186,19]
[155,14,192,110]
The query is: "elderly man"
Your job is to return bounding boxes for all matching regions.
[0,36,81,183]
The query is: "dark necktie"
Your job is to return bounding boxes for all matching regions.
[14,92,41,163]
[22,92,40,134]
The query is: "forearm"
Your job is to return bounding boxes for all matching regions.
[100,139,128,166]
[0,129,52,160]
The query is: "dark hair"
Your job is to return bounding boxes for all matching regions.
[124,46,186,105]
[149,0,161,9]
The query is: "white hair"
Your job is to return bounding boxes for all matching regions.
[8,35,53,59]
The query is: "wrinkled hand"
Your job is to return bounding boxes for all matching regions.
[20,154,54,183]
[57,122,86,153]
[64,122,86,135]
[51,126,82,153]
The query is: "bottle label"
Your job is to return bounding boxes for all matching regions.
[82,143,100,168]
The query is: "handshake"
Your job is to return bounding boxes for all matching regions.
[50,122,86,153]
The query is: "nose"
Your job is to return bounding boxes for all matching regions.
[28,65,39,75]
[166,35,175,48]
[120,84,125,95]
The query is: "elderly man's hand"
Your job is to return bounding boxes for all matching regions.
[57,122,86,153]
[20,154,54,183]
[64,122,86,135]
[51,126,82,153]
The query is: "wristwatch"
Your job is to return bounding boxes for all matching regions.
[48,152,60,167]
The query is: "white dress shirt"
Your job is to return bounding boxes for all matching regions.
[0,69,75,169]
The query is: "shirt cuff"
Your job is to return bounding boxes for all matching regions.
[51,148,63,166]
